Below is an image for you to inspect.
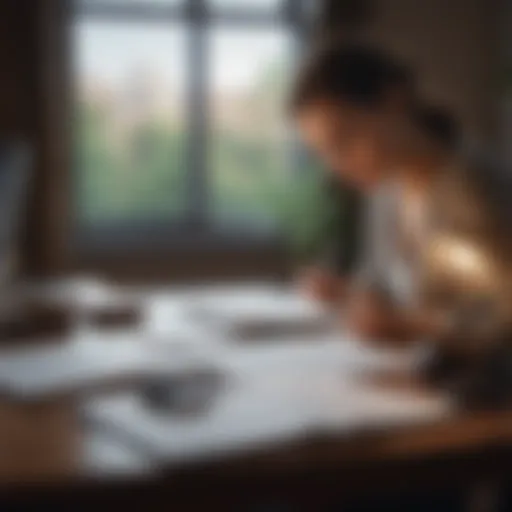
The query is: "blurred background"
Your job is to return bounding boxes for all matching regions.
[1,0,509,284]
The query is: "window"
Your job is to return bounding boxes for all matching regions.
[209,27,293,228]
[74,21,188,225]
[73,0,310,250]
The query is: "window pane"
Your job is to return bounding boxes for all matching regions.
[73,21,187,227]
[209,28,294,230]
[208,0,284,12]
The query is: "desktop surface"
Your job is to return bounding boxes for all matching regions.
[0,280,509,508]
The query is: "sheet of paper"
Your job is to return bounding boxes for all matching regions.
[0,334,217,399]
[185,284,335,340]
[83,429,155,477]
[85,369,451,466]
[85,382,315,463]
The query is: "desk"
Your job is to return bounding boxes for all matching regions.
[0,283,509,509]
[0,384,509,510]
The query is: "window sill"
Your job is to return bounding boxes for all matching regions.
[70,221,291,283]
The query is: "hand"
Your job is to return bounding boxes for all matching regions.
[347,290,433,345]
[299,267,346,304]
[346,289,394,340]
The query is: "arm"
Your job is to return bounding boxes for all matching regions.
[347,288,446,345]
[301,178,364,304]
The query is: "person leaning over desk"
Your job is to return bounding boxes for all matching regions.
[291,41,512,406]
[300,105,460,306]
[298,51,461,342]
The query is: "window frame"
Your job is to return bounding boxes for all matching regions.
[71,0,309,256]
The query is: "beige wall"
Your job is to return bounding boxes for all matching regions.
[357,0,502,145]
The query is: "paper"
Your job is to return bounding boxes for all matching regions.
[187,285,334,340]
[85,368,451,466]
[0,335,218,399]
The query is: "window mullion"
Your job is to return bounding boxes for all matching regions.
[185,0,209,229]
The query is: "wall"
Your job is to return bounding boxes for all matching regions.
[0,1,44,275]
[0,1,39,140]
[360,0,501,145]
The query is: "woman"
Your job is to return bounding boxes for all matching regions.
[300,103,461,312]
[291,43,512,405]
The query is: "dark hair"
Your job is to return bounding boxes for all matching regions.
[291,41,460,149]
[416,105,460,150]
[290,43,408,111]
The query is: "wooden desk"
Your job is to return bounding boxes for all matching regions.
[0,380,509,510]
[0,283,509,509]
